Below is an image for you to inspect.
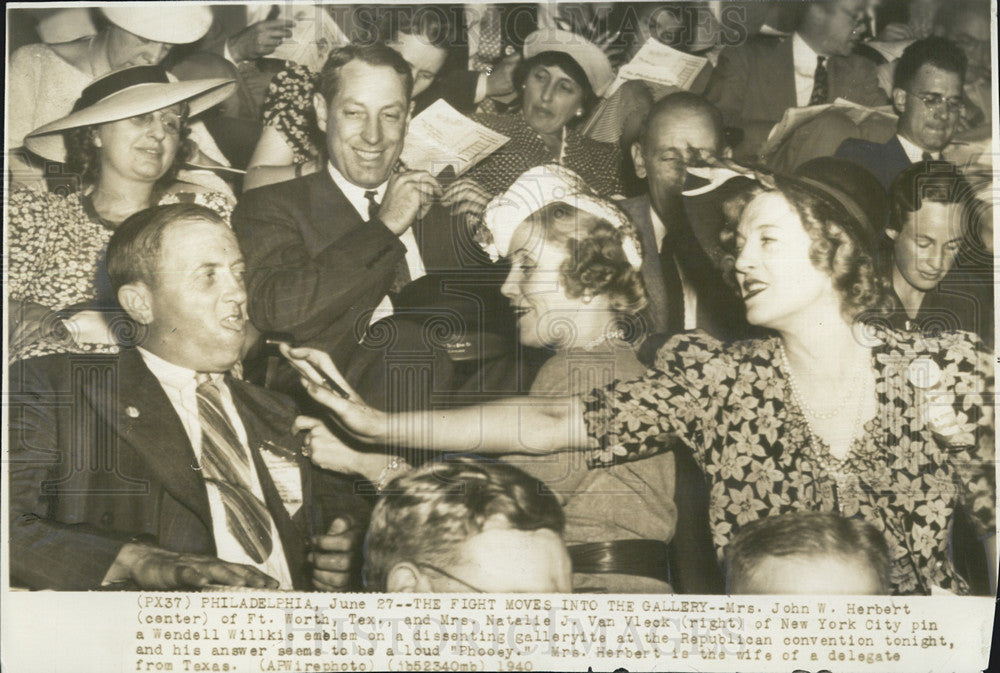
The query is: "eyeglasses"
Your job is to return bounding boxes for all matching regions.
[414,562,487,593]
[128,109,184,135]
[909,92,966,115]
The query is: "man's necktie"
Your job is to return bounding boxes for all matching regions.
[196,374,273,564]
[808,56,829,106]
[472,5,502,73]
[659,229,686,334]
[366,190,411,292]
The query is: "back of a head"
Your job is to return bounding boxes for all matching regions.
[726,512,891,594]
[317,43,415,106]
[363,457,565,592]
[893,36,968,92]
[376,4,456,48]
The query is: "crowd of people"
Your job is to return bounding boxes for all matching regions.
[6,1,994,598]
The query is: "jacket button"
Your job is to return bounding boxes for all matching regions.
[100,511,113,525]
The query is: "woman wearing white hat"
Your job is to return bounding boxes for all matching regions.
[8,6,214,186]
[442,28,625,222]
[8,65,235,362]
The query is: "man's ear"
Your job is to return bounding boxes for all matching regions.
[891,87,908,115]
[117,282,154,325]
[630,142,647,179]
[386,563,425,593]
[313,92,328,130]
[885,228,899,241]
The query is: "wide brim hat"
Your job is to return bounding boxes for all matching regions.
[24,65,236,162]
[101,5,213,44]
[523,28,615,97]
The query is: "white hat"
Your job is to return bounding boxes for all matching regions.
[101,5,213,45]
[523,29,615,97]
[24,65,235,162]
[480,164,642,269]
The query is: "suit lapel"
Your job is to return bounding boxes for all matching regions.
[228,378,312,589]
[90,349,213,534]
[301,171,365,255]
[776,38,798,112]
[622,196,670,334]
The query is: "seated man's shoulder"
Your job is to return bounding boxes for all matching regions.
[10,351,123,394]
[835,136,883,157]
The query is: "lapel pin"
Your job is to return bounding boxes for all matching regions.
[125,406,140,418]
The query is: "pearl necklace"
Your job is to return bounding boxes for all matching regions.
[778,341,863,420]
[580,329,626,352]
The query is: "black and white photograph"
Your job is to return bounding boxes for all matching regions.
[2,1,997,671]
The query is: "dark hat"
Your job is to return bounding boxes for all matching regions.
[787,157,888,251]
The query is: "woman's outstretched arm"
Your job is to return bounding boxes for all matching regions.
[281,345,590,455]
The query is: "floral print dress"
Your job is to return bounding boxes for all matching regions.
[261,62,322,165]
[581,329,995,595]
[7,187,233,361]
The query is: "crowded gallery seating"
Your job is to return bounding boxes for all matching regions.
[6,1,995,597]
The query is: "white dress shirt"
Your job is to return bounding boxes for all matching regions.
[327,163,428,324]
[649,206,698,331]
[897,133,942,162]
[792,32,825,107]
[138,348,294,589]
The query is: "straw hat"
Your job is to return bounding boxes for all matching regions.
[24,65,235,162]
[100,5,213,45]
[523,29,615,97]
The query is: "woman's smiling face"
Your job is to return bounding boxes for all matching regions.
[734,191,838,332]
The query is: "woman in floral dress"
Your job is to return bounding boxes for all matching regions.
[8,66,235,361]
[290,158,995,596]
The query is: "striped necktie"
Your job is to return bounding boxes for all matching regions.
[195,373,273,564]
[808,56,828,106]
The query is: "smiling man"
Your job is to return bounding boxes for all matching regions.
[233,44,482,380]
[836,37,967,191]
[9,204,367,591]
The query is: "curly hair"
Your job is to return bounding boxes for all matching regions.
[363,457,564,592]
[524,202,647,316]
[64,104,193,191]
[720,178,889,322]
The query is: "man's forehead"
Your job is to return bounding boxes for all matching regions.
[159,218,240,260]
[648,109,720,148]
[335,60,408,99]
[913,65,963,92]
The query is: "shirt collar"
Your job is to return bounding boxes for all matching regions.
[326,162,389,221]
[137,347,223,392]
[896,133,940,162]
[792,31,823,75]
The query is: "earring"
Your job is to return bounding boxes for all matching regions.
[582,292,593,304]
[576,109,584,117]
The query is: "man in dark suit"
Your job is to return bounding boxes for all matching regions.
[836,37,968,192]
[705,0,887,161]
[233,45,488,376]
[621,92,753,349]
[9,204,368,591]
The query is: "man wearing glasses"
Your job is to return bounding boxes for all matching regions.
[362,458,572,593]
[836,36,967,192]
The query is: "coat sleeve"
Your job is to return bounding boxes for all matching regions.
[8,359,132,590]
[232,182,405,345]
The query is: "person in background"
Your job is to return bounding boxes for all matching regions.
[725,512,891,594]
[621,92,752,345]
[243,6,455,191]
[836,36,967,191]
[8,203,367,591]
[366,458,572,593]
[7,6,218,189]
[296,158,995,596]
[705,0,887,161]
[442,28,625,223]
[8,66,236,362]
[877,161,990,347]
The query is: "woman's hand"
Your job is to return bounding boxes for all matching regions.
[441,178,493,222]
[293,415,387,480]
[279,344,388,445]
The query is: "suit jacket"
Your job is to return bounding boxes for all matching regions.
[620,192,752,346]
[233,170,486,369]
[8,348,367,591]
[835,134,911,192]
[705,35,888,159]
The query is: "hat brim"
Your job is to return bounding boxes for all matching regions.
[100,6,213,44]
[524,28,614,97]
[24,78,236,162]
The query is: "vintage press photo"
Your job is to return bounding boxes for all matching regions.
[2,1,998,671]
